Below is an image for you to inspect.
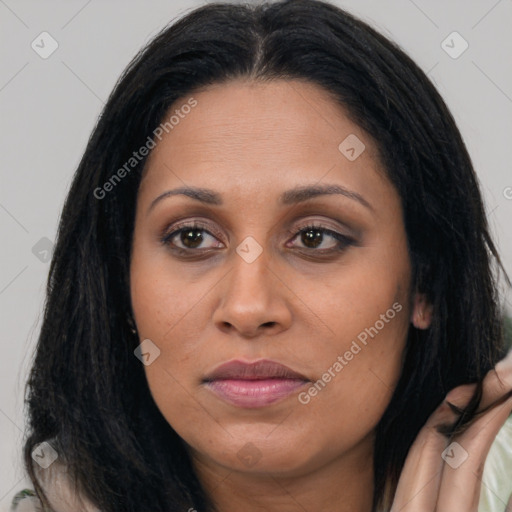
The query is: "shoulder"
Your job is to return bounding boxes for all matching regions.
[10,489,45,511]
[11,462,100,512]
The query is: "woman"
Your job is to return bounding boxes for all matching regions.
[13,0,512,511]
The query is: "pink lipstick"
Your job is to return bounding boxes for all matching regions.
[203,359,309,408]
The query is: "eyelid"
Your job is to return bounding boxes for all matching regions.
[285,221,356,249]
[288,218,354,236]
[161,216,353,241]
[160,218,226,243]
[160,217,357,256]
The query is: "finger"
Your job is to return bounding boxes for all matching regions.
[390,386,475,512]
[436,351,512,512]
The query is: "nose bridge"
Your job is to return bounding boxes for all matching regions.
[212,234,291,335]
[227,237,274,303]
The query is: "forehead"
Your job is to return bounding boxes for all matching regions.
[138,78,391,209]
[148,79,379,160]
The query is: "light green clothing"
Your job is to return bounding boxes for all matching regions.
[479,413,512,512]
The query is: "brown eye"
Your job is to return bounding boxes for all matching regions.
[301,228,326,249]
[180,228,205,249]
[161,222,224,252]
[290,225,354,252]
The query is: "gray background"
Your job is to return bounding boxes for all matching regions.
[1,0,511,508]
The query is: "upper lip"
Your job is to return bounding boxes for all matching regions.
[203,359,309,381]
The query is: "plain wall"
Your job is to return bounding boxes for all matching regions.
[1,1,511,509]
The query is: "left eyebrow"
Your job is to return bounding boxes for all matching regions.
[279,184,374,211]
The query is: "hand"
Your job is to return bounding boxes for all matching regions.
[391,350,512,512]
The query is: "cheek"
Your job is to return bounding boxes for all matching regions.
[130,274,210,395]
[130,265,212,444]
[130,247,208,347]
[291,236,411,428]
[293,298,409,460]
[129,253,201,407]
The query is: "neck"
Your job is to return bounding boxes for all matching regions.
[190,436,375,512]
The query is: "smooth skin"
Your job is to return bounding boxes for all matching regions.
[129,79,512,512]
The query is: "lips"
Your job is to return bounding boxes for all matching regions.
[204,359,309,382]
[203,359,310,408]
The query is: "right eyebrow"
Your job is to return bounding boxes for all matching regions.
[147,186,222,216]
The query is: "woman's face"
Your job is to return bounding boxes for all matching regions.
[130,79,422,479]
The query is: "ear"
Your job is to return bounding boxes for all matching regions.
[411,292,433,329]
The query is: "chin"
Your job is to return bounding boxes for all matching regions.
[196,432,322,476]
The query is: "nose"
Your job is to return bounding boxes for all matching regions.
[212,246,293,338]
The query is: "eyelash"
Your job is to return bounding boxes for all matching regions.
[160,221,355,256]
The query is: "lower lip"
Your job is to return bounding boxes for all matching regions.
[205,378,308,408]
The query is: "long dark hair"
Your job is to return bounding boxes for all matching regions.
[23,1,511,510]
